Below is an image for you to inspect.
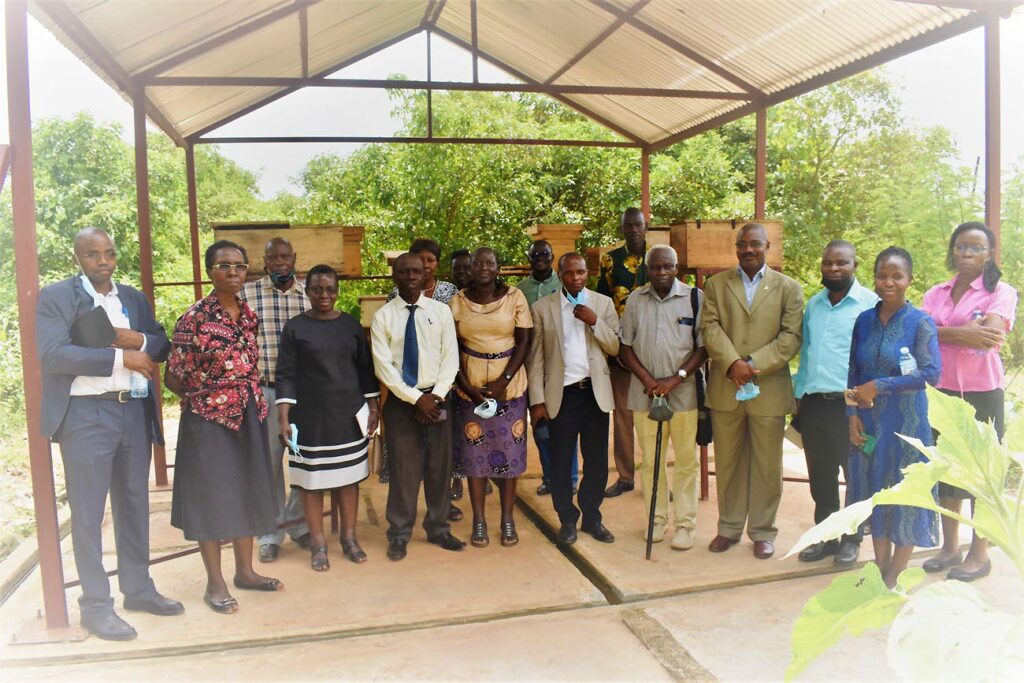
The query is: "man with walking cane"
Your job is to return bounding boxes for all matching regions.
[619,245,707,551]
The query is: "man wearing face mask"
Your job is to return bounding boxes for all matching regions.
[240,237,312,562]
[36,228,182,640]
[792,241,877,566]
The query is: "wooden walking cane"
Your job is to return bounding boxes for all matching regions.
[645,394,674,560]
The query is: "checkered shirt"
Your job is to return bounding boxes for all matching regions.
[240,275,311,385]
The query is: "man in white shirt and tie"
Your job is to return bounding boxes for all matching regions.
[527,252,620,545]
[371,253,465,561]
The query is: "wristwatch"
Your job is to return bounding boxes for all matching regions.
[677,368,688,379]
[503,372,514,382]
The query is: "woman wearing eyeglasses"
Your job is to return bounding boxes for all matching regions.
[166,240,282,614]
[920,222,1017,582]
[275,264,380,571]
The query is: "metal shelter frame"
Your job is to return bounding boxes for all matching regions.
[3,0,1015,629]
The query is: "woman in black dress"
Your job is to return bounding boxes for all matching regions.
[276,265,380,571]
[167,240,282,614]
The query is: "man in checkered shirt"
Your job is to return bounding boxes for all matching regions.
[240,236,312,562]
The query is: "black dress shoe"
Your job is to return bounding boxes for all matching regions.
[923,551,963,573]
[798,539,838,563]
[558,523,577,545]
[428,532,467,551]
[124,593,185,616]
[947,559,991,582]
[81,612,137,641]
[833,540,860,567]
[582,523,615,543]
[258,543,280,563]
[604,479,634,497]
[536,481,551,496]
[387,538,408,561]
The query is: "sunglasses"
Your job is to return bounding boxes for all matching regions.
[211,263,249,273]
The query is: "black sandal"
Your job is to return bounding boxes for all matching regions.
[471,521,489,547]
[233,576,284,592]
[500,520,519,547]
[204,592,239,614]
[340,538,368,564]
[310,545,330,572]
[448,504,465,521]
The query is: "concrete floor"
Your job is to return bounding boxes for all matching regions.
[2,422,1019,681]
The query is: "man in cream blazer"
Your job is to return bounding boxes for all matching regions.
[701,223,803,560]
[528,252,620,545]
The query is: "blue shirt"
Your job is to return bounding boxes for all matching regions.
[793,280,878,398]
[738,264,767,307]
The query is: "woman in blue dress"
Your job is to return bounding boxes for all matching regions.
[847,247,941,588]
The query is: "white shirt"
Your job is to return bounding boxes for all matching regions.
[738,264,767,307]
[69,276,143,395]
[560,289,591,386]
[370,293,460,406]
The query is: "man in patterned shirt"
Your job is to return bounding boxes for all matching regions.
[597,207,648,498]
[240,236,312,562]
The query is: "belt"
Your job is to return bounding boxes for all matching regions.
[808,392,845,401]
[419,386,435,394]
[564,377,591,390]
[91,390,142,403]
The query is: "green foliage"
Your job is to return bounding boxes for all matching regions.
[786,387,1024,679]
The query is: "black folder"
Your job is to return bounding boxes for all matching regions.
[70,306,116,348]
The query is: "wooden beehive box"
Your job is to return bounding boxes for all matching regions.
[670,220,783,270]
[359,295,389,329]
[212,223,365,278]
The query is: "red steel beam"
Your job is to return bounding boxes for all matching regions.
[984,12,1001,249]
[185,144,204,301]
[0,143,10,193]
[195,135,640,148]
[648,11,990,152]
[754,108,767,220]
[145,75,748,100]
[588,0,764,96]
[5,0,69,629]
[135,0,319,80]
[545,0,652,85]
[641,148,651,221]
[133,93,170,487]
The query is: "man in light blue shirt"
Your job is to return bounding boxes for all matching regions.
[792,240,878,566]
[739,262,766,308]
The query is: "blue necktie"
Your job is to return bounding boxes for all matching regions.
[402,305,419,387]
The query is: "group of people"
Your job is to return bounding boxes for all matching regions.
[37,211,1014,640]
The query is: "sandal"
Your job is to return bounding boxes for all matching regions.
[448,504,465,522]
[500,520,519,547]
[471,521,489,547]
[310,545,330,572]
[233,576,284,592]
[450,478,463,501]
[340,538,368,564]
[204,592,239,614]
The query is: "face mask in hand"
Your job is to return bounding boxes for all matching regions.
[474,398,498,419]
[735,382,760,401]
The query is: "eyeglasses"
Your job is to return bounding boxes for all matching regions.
[953,244,989,255]
[735,241,765,250]
[211,263,249,273]
[528,251,554,260]
[307,287,338,296]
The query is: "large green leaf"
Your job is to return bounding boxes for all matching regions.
[872,458,948,512]
[1004,416,1024,469]
[783,499,874,559]
[924,387,1008,497]
[785,564,907,681]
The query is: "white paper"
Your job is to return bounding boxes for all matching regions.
[356,402,370,436]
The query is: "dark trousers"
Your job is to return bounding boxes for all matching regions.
[58,397,157,618]
[801,393,861,542]
[535,424,578,487]
[548,383,609,528]
[609,363,635,482]
[383,396,453,542]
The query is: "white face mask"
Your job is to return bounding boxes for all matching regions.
[474,398,498,419]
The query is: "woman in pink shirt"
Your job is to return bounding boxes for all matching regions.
[921,222,1017,582]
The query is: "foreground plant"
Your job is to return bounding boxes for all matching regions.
[785,386,1024,680]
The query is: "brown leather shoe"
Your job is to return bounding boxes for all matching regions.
[708,535,740,553]
[753,540,775,559]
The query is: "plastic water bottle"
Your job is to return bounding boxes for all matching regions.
[971,309,988,356]
[898,347,917,376]
[129,371,149,398]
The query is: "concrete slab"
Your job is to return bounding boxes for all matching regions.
[0,480,603,667]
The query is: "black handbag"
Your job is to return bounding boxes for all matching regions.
[690,287,713,446]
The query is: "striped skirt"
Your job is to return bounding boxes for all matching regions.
[288,434,370,491]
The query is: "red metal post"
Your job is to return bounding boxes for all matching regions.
[133,93,170,487]
[641,148,651,221]
[5,0,70,628]
[185,144,204,301]
[984,12,1001,255]
[754,108,767,220]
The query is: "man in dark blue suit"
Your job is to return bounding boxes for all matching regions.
[37,228,183,640]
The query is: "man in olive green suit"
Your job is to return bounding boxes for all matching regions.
[700,223,803,560]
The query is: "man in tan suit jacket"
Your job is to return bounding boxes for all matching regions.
[528,253,620,545]
[700,223,803,559]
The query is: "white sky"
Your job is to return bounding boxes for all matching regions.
[1,10,1022,198]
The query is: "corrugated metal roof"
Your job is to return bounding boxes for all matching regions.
[31,0,990,147]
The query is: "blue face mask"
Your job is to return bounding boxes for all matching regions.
[474,398,498,419]
[564,288,588,306]
[268,269,295,286]
[736,382,761,401]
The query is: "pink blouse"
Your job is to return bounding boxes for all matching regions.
[921,275,1017,392]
